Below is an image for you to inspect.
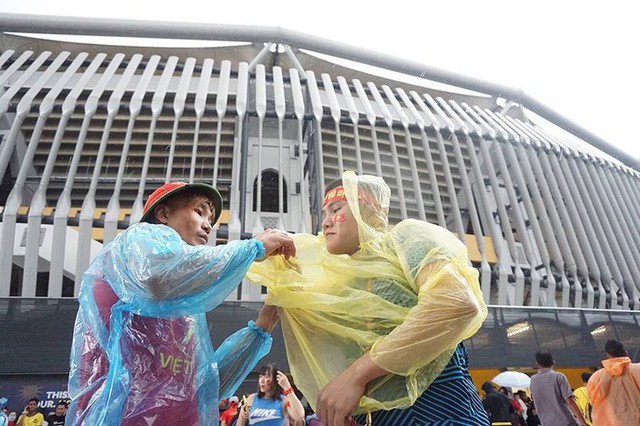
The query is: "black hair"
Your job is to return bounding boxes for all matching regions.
[581,372,592,383]
[535,350,554,368]
[324,178,343,194]
[481,381,494,393]
[28,398,39,404]
[257,363,283,401]
[150,187,215,224]
[605,339,626,357]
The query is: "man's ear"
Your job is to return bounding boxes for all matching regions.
[154,204,170,224]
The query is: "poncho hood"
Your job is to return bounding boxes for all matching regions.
[602,356,632,376]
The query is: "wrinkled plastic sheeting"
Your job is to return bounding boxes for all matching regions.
[249,171,487,414]
[67,223,271,425]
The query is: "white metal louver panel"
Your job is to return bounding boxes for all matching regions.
[305,70,325,215]
[533,128,626,308]
[476,107,540,306]
[0,51,53,180]
[575,156,640,301]
[48,53,125,297]
[213,60,230,188]
[569,153,638,306]
[131,55,180,223]
[368,81,407,220]
[205,58,224,246]
[104,55,161,244]
[0,50,65,296]
[273,66,286,230]
[593,165,640,294]
[454,104,510,305]
[20,52,89,295]
[76,54,143,290]
[421,95,466,239]
[0,50,32,87]
[228,61,249,242]
[190,58,214,185]
[251,64,267,235]
[607,168,640,259]
[353,79,382,177]
[383,85,425,221]
[408,91,446,227]
[464,105,524,305]
[441,100,494,302]
[525,123,616,308]
[487,111,561,307]
[165,57,196,181]
[33,53,108,297]
[289,68,309,233]
[337,76,363,174]
[322,73,344,175]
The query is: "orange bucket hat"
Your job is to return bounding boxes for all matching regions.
[140,182,223,225]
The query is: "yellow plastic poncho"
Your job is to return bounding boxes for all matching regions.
[248,171,487,414]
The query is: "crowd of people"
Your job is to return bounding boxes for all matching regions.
[478,342,640,426]
[3,173,637,426]
[3,342,638,426]
[0,398,68,426]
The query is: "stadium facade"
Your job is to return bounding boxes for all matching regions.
[1,13,639,408]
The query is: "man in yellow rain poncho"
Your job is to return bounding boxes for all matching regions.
[248,171,489,426]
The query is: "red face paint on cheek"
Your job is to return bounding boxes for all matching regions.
[334,212,346,222]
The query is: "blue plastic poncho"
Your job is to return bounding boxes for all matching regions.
[0,398,7,426]
[67,222,271,426]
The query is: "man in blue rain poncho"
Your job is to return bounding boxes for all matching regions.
[67,182,295,426]
[249,171,489,426]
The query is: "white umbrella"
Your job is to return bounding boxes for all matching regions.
[492,371,531,388]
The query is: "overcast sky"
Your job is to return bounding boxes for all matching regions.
[2,0,639,163]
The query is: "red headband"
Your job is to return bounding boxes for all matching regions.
[323,186,346,207]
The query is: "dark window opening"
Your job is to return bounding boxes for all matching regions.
[253,169,288,213]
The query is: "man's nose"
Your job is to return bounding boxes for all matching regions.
[322,216,332,230]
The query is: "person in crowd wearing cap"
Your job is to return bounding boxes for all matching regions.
[587,339,640,426]
[220,396,240,426]
[249,171,489,425]
[67,182,295,426]
[236,363,305,426]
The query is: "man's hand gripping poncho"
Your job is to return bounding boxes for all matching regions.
[248,171,487,414]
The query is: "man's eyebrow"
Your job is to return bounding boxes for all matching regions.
[195,201,212,210]
[196,201,215,219]
[323,200,344,210]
